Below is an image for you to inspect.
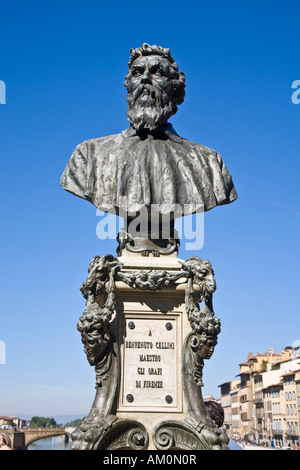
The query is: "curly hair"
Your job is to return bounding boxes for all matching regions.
[124,43,186,106]
[205,401,224,428]
[77,302,110,334]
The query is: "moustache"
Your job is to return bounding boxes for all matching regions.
[130,83,166,107]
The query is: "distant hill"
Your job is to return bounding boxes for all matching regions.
[19,413,86,426]
[51,414,87,426]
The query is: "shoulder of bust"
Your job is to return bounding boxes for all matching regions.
[81,133,121,146]
[183,138,220,156]
[72,133,122,154]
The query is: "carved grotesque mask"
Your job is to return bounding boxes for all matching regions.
[81,329,110,365]
[198,337,217,359]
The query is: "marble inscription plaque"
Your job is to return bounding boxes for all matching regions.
[119,313,181,411]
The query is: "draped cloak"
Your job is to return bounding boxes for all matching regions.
[60,123,238,218]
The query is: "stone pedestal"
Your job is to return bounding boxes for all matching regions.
[70,251,230,451]
[114,255,189,450]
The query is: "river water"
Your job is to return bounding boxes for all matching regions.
[28,436,71,450]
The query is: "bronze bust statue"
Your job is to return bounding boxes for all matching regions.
[63,45,234,450]
[60,43,237,244]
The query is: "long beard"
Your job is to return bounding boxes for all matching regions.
[126,84,177,132]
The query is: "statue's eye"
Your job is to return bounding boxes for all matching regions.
[150,67,163,76]
[132,69,142,77]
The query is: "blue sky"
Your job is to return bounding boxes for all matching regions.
[0,0,299,418]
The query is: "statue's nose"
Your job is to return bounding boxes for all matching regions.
[141,71,151,84]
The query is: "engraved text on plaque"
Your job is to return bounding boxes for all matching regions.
[119,313,181,412]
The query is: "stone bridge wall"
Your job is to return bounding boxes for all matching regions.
[5,428,67,449]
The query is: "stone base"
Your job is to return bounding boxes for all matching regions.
[70,252,229,450]
[114,255,189,450]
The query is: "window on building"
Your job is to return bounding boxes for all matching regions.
[273,402,280,414]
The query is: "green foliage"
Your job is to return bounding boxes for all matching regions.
[4,419,14,426]
[64,418,82,427]
[261,360,268,372]
[30,416,57,428]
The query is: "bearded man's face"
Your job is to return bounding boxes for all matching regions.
[126,55,177,131]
